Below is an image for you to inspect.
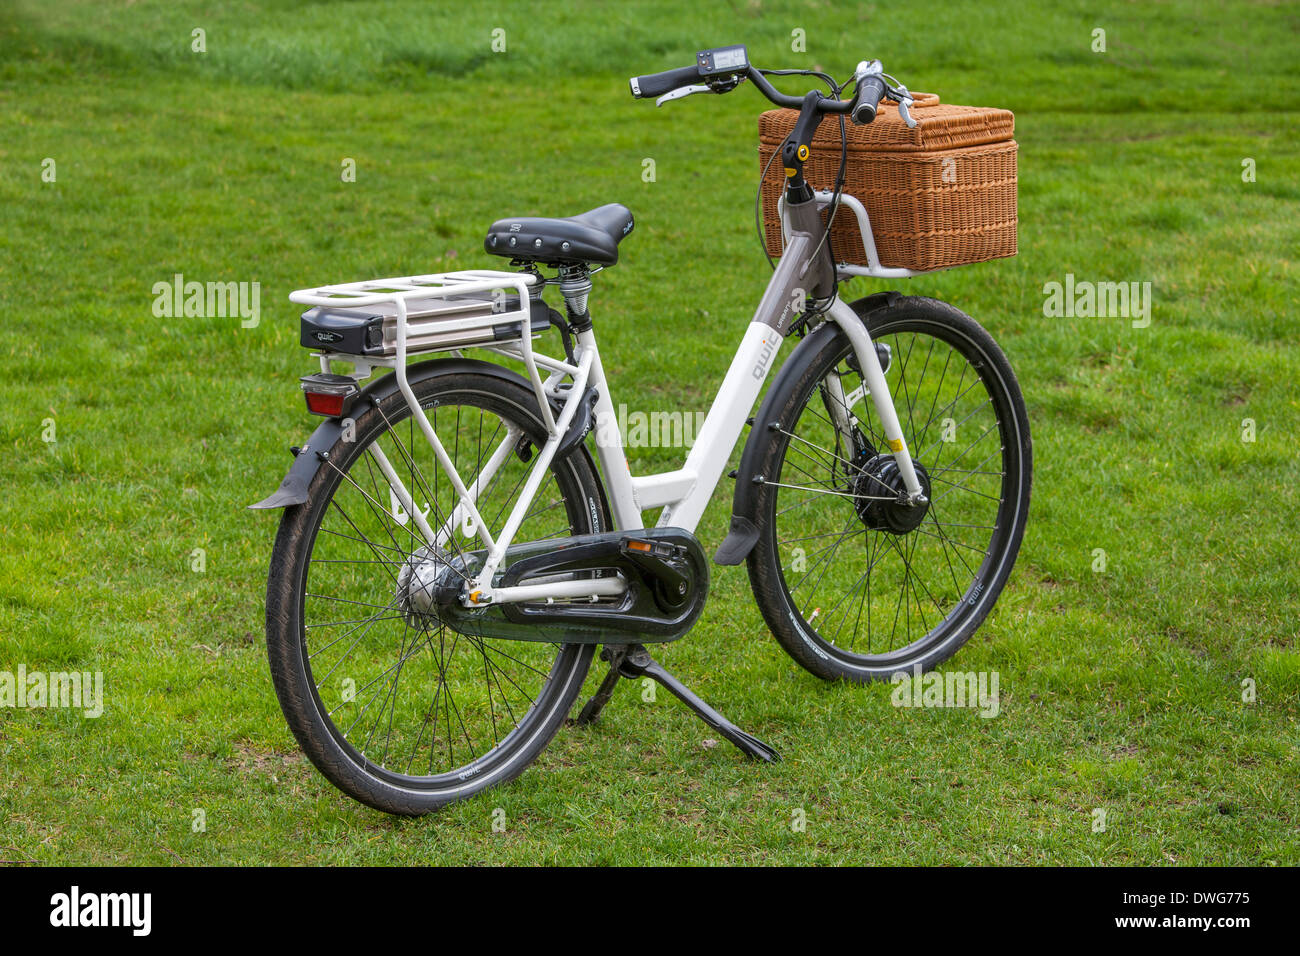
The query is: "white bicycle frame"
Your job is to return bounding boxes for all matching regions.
[289,193,930,608]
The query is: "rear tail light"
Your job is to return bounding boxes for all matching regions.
[300,373,360,418]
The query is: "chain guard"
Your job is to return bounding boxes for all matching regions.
[426,528,710,644]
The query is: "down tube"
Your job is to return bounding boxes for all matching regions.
[660,321,784,531]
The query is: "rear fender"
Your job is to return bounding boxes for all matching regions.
[248,357,602,513]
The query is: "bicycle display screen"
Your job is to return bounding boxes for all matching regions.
[698,45,748,75]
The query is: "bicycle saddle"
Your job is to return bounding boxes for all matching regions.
[484,203,635,266]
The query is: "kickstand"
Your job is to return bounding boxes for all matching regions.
[574,646,628,726]
[575,643,780,763]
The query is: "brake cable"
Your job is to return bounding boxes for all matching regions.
[802,78,849,317]
[752,69,853,334]
[753,68,842,274]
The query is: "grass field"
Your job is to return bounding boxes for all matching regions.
[1,0,1297,865]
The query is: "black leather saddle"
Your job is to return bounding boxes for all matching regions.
[484,203,634,266]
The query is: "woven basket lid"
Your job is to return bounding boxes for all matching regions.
[759,93,1015,153]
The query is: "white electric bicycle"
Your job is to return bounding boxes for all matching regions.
[254,48,1032,815]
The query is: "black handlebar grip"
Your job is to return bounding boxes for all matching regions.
[851,75,887,125]
[629,64,703,99]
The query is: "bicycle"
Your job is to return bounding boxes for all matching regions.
[252,47,1032,815]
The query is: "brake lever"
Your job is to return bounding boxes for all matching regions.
[887,84,918,129]
[656,84,710,106]
[656,73,744,107]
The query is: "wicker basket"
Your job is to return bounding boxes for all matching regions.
[758,94,1018,271]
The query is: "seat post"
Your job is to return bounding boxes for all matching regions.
[557,263,593,331]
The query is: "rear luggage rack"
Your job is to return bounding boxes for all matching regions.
[291,270,547,360]
[288,270,589,515]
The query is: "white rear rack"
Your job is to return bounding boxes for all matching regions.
[290,268,536,310]
[290,269,541,358]
[290,267,567,456]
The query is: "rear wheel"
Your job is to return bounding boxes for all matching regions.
[266,364,607,815]
[749,296,1031,681]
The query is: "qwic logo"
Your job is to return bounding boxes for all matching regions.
[49,886,151,936]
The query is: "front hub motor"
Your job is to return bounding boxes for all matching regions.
[852,454,931,534]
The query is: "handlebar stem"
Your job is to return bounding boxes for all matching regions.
[780,90,828,204]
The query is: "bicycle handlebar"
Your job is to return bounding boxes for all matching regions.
[630,56,899,126]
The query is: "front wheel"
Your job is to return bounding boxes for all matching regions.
[749,295,1032,682]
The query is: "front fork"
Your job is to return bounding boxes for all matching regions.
[779,156,924,504]
[824,298,927,504]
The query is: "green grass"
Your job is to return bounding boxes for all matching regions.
[1,0,1297,865]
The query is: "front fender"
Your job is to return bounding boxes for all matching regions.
[248,357,574,511]
[713,291,900,565]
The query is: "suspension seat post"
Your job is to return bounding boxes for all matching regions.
[557,264,594,332]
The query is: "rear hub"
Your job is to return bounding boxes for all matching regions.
[395,545,464,625]
[852,453,931,534]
